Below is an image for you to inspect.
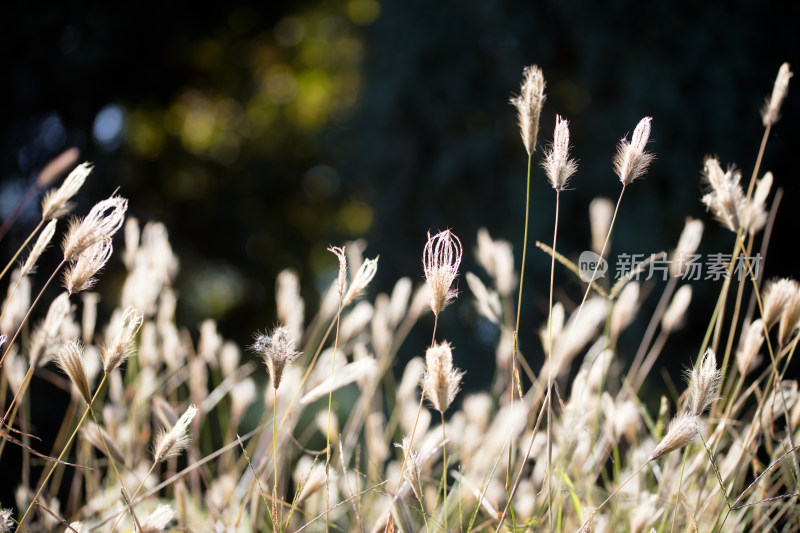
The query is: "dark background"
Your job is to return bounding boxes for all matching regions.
[1,0,799,502]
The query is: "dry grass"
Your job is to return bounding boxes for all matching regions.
[0,62,798,533]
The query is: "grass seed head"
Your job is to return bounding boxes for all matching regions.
[102,306,144,374]
[423,229,463,316]
[62,195,128,262]
[542,115,578,191]
[422,341,464,414]
[701,157,744,232]
[250,325,301,390]
[510,64,546,156]
[57,339,92,404]
[614,117,654,186]
[762,62,793,127]
[41,160,91,221]
[20,219,57,276]
[63,239,113,294]
[687,348,721,416]
[153,404,197,464]
[649,412,700,461]
[669,218,704,277]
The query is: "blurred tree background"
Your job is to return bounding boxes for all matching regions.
[1,0,799,421]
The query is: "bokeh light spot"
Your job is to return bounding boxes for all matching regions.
[93,104,125,150]
[346,0,380,25]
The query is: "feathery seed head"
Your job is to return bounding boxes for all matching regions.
[20,219,57,277]
[687,348,721,416]
[510,65,546,156]
[0,507,12,532]
[153,404,197,464]
[669,218,704,276]
[423,229,463,316]
[56,339,92,404]
[542,115,578,191]
[778,282,800,347]
[328,245,347,296]
[62,195,127,262]
[422,341,464,414]
[763,278,797,329]
[701,157,745,232]
[762,62,792,127]
[737,319,764,376]
[102,306,144,374]
[250,325,301,390]
[276,269,304,342]
[394,437,424,502]
[63,239,113,294]
[614,117,654,185]
[139,504,175,533]
[41,161,91,221]
[742,171,772,235]
[649,412,700,461]
[589,198,614,255]
[344,256,379,306]
[475,228,516,296]
[661,284,692,333]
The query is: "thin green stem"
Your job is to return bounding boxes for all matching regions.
[18,373,107,529]
[0,220,44,283]
[569,185,626,339]
[546,189,561,530]
[325,293,343,533]
[441,411,448,533]
[506,154,533,493]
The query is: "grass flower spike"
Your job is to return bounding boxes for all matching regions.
[613,116,654,185]
[762,62,792,127]
[62,195,128,262]
[250,325,301,390]
[423,229,463,317]
[510,65,546,156]
[102,306,144,373]
[542,115,577,191]
[687,348,721,416]
[422,341,463,414]
[41,161,92,221]
[648,411,701,461]
[153,404,197,463]
[56,339,92,404]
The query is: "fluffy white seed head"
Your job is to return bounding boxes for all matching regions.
[20,219,57,276]
[41,161,91,221]
[649,412,700,461]
[661,284,693,333]
[614,117,654,185]
[736,319,764,376]
[423,230,463,316]
[762,62,792,127]
[763,278,798,329]
[589,198,614,255]
[250,325,301,390]
[394,437,424,502]
[510,65,546,156]
[669,218,704,276]
[701,157,745,233]
[687,348,721,416]
[102,306,144,374]
[62,195,127,262]
[63,239,113,295]
[56,339,92,404]
[328,245,347,297]
[153,404,197,464]
[344,256,379,306]
[422,341,464,414]
[542,115,578,191]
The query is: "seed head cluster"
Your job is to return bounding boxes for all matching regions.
[423,230,463,317]
[251,325,301,390]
